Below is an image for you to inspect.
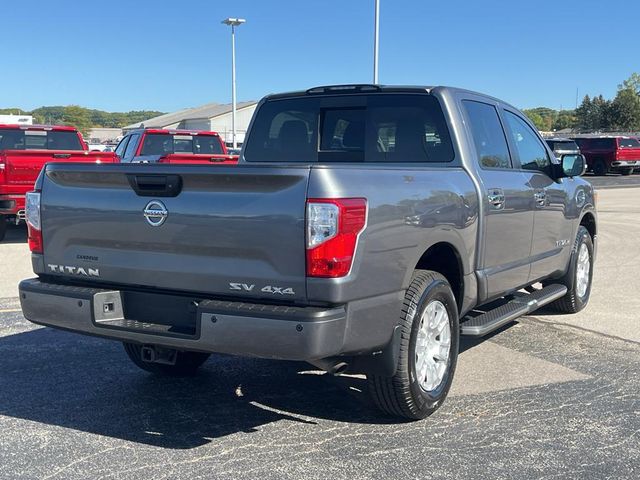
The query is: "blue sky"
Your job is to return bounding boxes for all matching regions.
[3,0,637,112]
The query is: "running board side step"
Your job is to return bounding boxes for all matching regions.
[460,284,567,337]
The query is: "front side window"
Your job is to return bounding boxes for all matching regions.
[114,136,130,157]
[123,134,140,159]
[243,94,454,163]
[462,100,511,169]
[503,111,550,172]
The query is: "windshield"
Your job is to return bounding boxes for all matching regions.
[244,94,454,163]
[619,138,640,148]
[0,129,83,151]
[140,133,224,156]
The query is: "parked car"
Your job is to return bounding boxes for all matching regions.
[571,136,640,175]
[545,138,580,159]
[115,129,238,164]
[0,124,118,241]
[20,85,596,420]
[87,143,115,153]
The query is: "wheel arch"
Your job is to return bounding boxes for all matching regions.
[579,211,596,241]
[413,241,465,312]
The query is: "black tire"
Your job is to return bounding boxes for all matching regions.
[549,226,594,314]
[0,215,6,242]
[123,342,210,376]
[368,270,459,420]
[592,160,607,176]
[621,168,633,176]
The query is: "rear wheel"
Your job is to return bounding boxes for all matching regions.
[592,160,607,176]
[0,215,6,242]
[621,168,634,176]
[368,270,459,420]
[549,226,594,313]
[123,342,210,376]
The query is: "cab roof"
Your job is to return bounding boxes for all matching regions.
[129,128,220,136]
[0,124,78,132]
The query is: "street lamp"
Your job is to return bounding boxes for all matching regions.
[222,17,246,149]
[373,0,379,84]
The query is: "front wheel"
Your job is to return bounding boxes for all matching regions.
[549,226,594,313]
[368,270,459,420]
[123,342,210,376]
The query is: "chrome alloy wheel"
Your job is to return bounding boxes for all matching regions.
[575,243,591,298]
[415,300,451,392]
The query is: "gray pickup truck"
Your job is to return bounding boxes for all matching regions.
[19,85,596,420]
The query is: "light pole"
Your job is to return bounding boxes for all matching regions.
[222,17,246,149]
[373,0,379,84]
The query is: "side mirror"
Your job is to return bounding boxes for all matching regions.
[560,154,586,178]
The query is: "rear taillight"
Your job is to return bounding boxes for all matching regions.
[306,198,367,278]
[25,192,43,254]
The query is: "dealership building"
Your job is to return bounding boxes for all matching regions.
[123,101,257,146]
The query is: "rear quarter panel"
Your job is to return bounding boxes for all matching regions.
[306,165,479,304]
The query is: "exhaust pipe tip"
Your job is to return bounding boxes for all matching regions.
[309,358,349,375]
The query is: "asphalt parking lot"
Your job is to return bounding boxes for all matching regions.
[0,184,639,479]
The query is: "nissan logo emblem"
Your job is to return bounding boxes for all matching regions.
[143,200,168,227]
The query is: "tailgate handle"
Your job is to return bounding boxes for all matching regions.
[128,174,182,197]
[53,153,71,159]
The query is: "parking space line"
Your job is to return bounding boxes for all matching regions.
[0,309,22,314]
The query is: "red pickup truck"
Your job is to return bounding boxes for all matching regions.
[572,136,640,176]
[115,128,238,164]
[0,124,118,241]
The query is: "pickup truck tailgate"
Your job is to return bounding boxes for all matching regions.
[3,150,117,186]
[40,164,310,302]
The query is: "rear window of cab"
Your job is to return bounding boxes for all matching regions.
[0,129,83,151]
[244,94,454,163]
[619,137,640,148]
[140,133,224,155]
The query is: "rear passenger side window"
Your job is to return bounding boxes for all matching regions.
[503,111,550,173]
[462,100,511,169]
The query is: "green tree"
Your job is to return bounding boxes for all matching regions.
[618,73,640,95]
[524,110,546,130]
[61,105,92,136]
[8,106,167,131]
[575,95,612,131]
[552,111,576,131]
[610,87,640,131]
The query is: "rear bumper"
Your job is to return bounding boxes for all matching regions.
[0,194,25,215]
[611,160,640,168]
[19,278,348,361]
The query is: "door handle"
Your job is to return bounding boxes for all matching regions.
[534,190,546,207]
[487,188,505,210]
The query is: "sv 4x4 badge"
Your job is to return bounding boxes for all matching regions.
[229,283,295,295]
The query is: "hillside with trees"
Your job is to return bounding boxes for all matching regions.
[0,106,164,136]
[3,74,639,136]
